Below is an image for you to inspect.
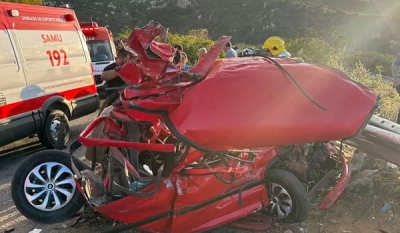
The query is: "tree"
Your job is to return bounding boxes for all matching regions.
[286,36,340,65]
[167,32,214,65]
[1,0,42,5]
[117,27,215,65]
[116,26,134,40]
[344,51,394,77]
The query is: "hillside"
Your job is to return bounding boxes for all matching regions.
[44,0,400,55]
[304,0,400,15]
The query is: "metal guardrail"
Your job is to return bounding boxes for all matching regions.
[344,115,400,166]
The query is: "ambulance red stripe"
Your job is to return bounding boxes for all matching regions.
[1,2,79,31]
[0,85,97,120]
[84,30,111,41]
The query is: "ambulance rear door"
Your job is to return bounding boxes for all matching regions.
[5,4,96,111]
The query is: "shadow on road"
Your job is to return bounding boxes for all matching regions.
[0,140,44,157]
[0,120,88,163]
[0,140,45,170]
[0,140,46,232]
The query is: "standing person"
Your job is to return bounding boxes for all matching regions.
[174,44,184,52]
[392,52,400,93]
[391,52,400,124]
[101,47,131,105]
[85,48,131,163]
[173,44,189,70]
[262,36,291,58]
[180,52,190,70]
[197,47,207,64]
[261,36,304,62]
[101,48,130,88]
[223,42,238,58]
[233,46,240,54]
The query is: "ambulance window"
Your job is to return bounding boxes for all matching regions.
[0,30,18,73]
[15,30,87,70]
[86,40,115,62]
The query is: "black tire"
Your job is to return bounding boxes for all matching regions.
[264,168,308,222]
[38,109,70,149]
[11,150,85,224]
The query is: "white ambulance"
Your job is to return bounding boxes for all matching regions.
[79,21,117,98]
[0,2,100,149]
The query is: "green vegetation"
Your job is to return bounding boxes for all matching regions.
[167,30,215,65]
[344,52,394,77]
[50,0,400,59]
[1,0,42,5]
[285,29,400,121]
[118,28,216,65]
[344,64,399,121]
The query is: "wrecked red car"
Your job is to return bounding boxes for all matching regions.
[11,21,379,233]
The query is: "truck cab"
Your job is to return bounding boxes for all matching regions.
[80,22,116,98]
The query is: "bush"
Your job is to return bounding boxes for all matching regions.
[285,28,348,65]
[328,59,400,121]
[286,36,340,65]
[167,30,215,65]
[117,28,215,65]
[2,0,42,5]
[344,51,394,77]
[116,26,136,40]
[285,28,399,121]
[350,66,399,121]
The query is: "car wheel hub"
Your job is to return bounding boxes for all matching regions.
[50,118,61,140]
[46,183,55,191]
[24,162,76,211]
[266,182,293,219]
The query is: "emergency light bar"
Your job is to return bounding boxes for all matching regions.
[64,14,75,21]
[80,22,99,36]
[7,10,19,17]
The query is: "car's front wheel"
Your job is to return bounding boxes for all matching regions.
[264,168,308,222]
[11,150,85,224]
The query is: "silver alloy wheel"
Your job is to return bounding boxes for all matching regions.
[267,182,293,219]
[50,118,61,140]
[24,162,76,211]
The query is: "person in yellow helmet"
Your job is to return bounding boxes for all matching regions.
[262,36,292,58]
[261,36,304,62]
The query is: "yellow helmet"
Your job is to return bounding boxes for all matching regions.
[262,36,285,56]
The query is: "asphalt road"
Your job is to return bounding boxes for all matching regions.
[0,112,99,233]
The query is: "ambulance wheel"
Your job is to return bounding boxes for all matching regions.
[264,169,308,222]
[11,150,85,224]
[38,109,70,149]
